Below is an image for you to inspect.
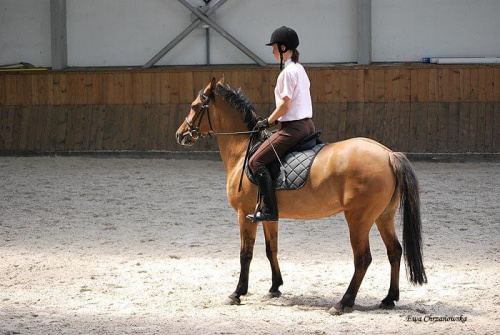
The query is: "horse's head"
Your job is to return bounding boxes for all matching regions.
[176,76,258,146]
[176,77,222,146]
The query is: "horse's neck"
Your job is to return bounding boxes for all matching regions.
[217,135,248,174]
[213,103,252,174]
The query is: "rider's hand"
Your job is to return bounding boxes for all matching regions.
[255,118,269,130]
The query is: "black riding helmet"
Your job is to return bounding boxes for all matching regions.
[266,26,299,70]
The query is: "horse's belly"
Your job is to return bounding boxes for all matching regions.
[277,183,344,220]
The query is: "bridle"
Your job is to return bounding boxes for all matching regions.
[183,89,260,138]
[183,91,214,140]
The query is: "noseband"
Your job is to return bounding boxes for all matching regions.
[184,91,214,140]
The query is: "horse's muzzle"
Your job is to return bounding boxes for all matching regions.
[176,131,195,147]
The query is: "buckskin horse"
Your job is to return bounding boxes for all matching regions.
[175,77,427,315]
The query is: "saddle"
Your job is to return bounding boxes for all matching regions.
[245,131,325,190]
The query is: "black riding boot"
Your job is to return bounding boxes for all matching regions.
[247,166,279,222]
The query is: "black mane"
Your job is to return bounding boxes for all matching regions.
[214,84,258,131]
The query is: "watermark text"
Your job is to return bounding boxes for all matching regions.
[405,315,468,323]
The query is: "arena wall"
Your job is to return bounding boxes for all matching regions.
[1,65,498,154]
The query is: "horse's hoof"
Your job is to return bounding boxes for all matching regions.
[266,290,282,299]
[379,300,395,310]
[328,302,354,315]
[225,293,241,305]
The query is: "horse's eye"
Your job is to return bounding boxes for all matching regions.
[191,105,200,112]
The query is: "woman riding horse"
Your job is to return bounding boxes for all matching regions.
[175,28,427,314]
[175,76,427,314]
[248,26,316,223]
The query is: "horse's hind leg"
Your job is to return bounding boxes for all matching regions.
[263,221,283,298]
[375,211,402,309]
[227,212,258,305]
[330,211,373,315]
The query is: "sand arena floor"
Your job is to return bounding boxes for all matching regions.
[0,157,498,334]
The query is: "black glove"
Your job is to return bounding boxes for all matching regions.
[255,118,269,130]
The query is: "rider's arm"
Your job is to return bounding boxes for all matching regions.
[267,96,290,125]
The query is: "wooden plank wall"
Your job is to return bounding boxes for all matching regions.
[0,65,498,153]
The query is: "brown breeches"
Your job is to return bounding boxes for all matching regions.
[248,118,315,173]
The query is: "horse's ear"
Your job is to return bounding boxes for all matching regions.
[203,77,217,96]
[217,75,225,85]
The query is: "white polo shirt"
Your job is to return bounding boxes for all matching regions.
[274,59,313,122]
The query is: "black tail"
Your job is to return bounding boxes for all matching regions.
[391,152,427,285]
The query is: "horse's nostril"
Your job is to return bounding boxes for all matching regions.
[176,132,187,145]
[176,132,195,146]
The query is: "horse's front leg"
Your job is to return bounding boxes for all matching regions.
[227,211,257,305]
[263,221,283,298]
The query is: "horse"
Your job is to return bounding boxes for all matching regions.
[175,77,427,315]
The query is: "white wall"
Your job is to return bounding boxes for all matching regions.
[372,0,500,62]
[66,0,356,66]
[209,0,356,65]
[0,0,51,66]
[0,0,499,67]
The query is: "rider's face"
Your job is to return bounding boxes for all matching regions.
[271,44,284,61]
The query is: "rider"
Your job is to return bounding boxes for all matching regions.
[247,26,315,222]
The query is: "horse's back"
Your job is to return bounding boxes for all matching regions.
[307,137,397,213]
[312,137,393,176]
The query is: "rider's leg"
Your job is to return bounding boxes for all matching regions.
[247,165,279,222]
[247,118,315,222]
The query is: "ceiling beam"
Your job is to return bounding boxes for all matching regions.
[178,0,266,66]
[144,0,227,68]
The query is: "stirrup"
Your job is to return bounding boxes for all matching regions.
[246,189,262,222]
[246,210,278,222]
[246,201,278,222]
[246,213,258,222]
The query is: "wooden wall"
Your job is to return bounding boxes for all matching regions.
[0,65,498,153]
